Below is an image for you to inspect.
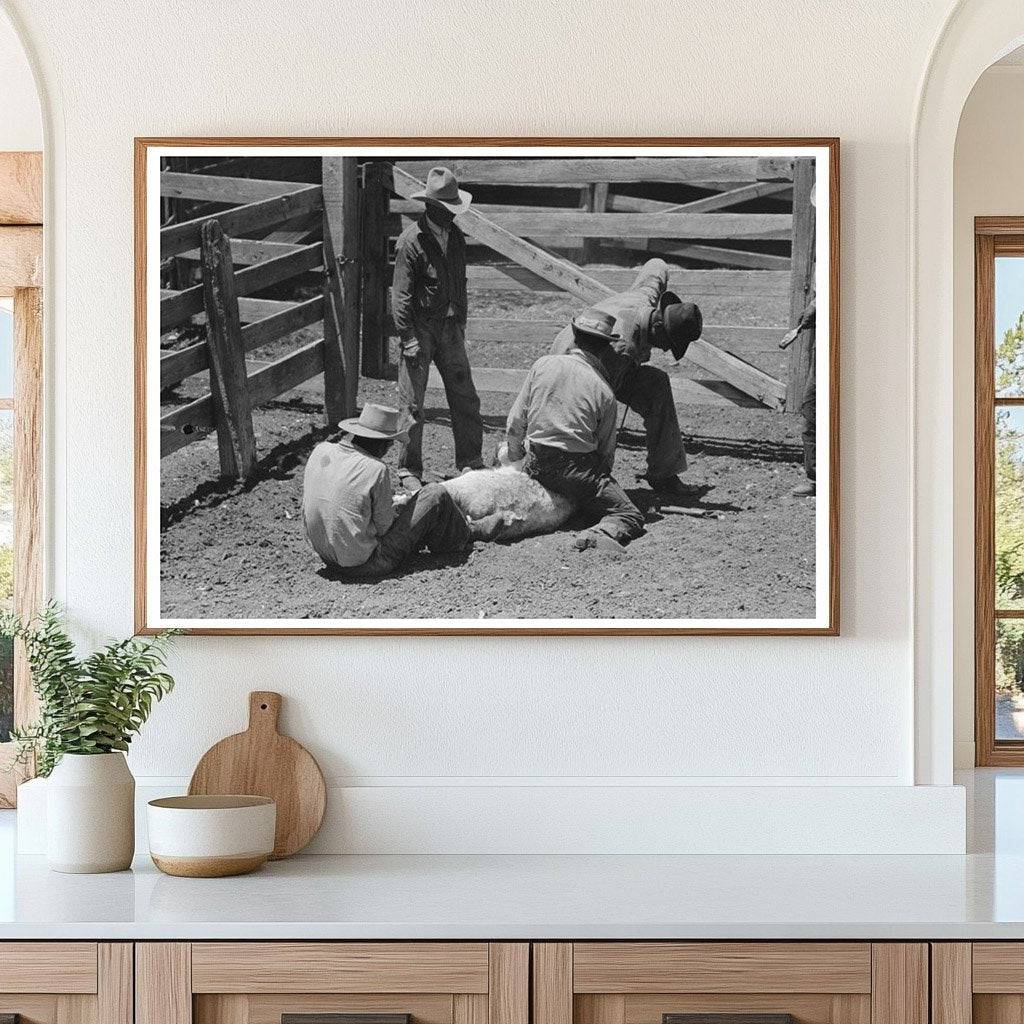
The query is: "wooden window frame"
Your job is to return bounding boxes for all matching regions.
[975,217,1024,765]
[0,151,43,806]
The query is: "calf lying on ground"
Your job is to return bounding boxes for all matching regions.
[441,451,574,541]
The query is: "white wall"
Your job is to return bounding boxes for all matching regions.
[0,0,975,851]
[952,64,1024,767]
[0,8,40,151]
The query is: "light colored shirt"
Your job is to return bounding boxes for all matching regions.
[506,350,618,470]
[302,438,394,567]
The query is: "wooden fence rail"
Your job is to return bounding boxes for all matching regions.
[157,158,360,475]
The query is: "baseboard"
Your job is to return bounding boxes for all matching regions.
[16,778,967,856]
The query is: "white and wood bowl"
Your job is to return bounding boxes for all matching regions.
[147,795,276,877]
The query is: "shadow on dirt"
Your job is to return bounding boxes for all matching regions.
[161,409,334,529]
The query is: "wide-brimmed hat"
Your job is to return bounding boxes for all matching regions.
[339,403,408,441]
[661,302,703,361]
[571,308,623,347]
[410,167,472,214]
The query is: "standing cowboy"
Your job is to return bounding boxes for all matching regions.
[550,258,702,501]
[392,167,484,491]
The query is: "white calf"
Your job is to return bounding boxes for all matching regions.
[441,449,573,541]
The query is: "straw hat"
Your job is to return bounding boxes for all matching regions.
[338,404,409,441]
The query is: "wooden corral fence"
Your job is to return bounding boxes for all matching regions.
[157,158,360,479]
[157,154,815,482]
[360,156,815,411]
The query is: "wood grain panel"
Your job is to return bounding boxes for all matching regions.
[0,943,97,993]
[0,995,60,1023]
[454,995,488,1024]
[535,944,573,1024]
[192,943,489,994]
[136,943,192,1024]
[931,945,971,1024]
[230,993,453,1024]
[622,994,836,1024]
[0,226,42,292]
[975,995,1024,1024]
[98,945,133,1024]
[576,996,625,1024]
[972,944,1024,992]
[193,996,249,1024]
[870,945,927,1024]
[573,944,871,994]
[489,943,528,1024]
[831,995,871,1024]
[55,995,95,1024]
[0,152,42,224]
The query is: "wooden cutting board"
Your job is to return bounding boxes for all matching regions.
[188,691,326,859]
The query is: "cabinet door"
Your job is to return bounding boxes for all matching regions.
[937,943,1024,1024]
[0,942,132,1024]
[137,943,528,1024]
[534,943,927,1024]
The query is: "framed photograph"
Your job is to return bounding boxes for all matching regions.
[135,138,839,635]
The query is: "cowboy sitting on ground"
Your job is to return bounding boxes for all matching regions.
[506,310,645,554]
[391,166,485,493]
[549,257,703,502]
[302,404,508,577]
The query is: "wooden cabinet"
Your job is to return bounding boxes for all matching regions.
[533,944,928,1024]
[931,943,1024,1024]
[136,943,528,1024]
[0,943,132,1024]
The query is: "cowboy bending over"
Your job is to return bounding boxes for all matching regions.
[507,310,645,554]
[550,258,702,501]
[392,166,484,491]
[303,404,506,577]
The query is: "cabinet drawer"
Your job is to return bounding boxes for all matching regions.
[572,944,872,994]
[191,942,490,993]
[139,942,528,1024]
[535,944,925,1024]
[0,942,98,993]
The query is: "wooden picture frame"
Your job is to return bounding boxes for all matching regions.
[135,138,840,636]
[0,151,43,806]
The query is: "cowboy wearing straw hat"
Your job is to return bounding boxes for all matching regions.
[391,167,484,491]
[302,404,507,576]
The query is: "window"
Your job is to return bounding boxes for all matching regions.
[976,221,1024,764]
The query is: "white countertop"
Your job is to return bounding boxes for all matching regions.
[1,849,1024,940]
[1,770,1022,941]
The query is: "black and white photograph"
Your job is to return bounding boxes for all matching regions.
[137,142,838,634]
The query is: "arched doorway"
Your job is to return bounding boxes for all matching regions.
[913,0,1024,785]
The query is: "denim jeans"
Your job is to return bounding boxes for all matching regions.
[614,361,687,478]
[396,317,483,477]
[800,330,816,481]
[347,484,470,576]
[525,444,644,545]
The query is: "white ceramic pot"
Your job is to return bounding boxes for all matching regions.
[46,752,135,873]
[147,795,276,877]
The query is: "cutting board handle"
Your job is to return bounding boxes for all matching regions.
[248,691,282,734]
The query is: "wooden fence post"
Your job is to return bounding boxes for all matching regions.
[200,219,256,479]
[321,156,360,422]
[581,181,608,265]
[785,157,816,412]
[360,161,389,380]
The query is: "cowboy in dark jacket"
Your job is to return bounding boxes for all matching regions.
[392,167,484,491]
[549,258,702,501]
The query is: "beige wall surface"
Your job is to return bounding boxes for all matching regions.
[953,65,1024,767]
[0,0,1002,848]
[0,8,40,151]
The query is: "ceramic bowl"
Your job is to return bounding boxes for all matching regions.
[147,795,276,877]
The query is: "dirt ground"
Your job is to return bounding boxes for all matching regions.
[159,370,816,623]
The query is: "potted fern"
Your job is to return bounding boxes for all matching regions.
[2,604,177,873]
